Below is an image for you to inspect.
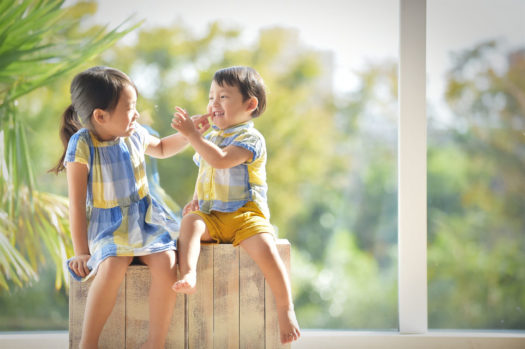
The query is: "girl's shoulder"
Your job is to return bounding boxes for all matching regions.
[128,123,152,150]
[68,128,91,146]
[70,127,90,139]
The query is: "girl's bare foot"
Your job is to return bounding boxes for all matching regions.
[277,305,301,344]
[171,272,197,294]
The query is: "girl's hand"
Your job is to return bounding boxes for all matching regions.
[69,254,91,278]
[183,199,199,216]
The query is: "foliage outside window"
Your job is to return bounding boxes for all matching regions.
[1,0,523,332]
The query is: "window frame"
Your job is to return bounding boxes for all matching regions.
[398,0,427,333]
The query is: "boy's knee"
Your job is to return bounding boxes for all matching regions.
[180,213,208,236]
[181,212,202,225]
[242,233,278,257]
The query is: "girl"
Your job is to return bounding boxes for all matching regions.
[50,66,208,349]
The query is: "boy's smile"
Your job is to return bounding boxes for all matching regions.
[207,81,256,129]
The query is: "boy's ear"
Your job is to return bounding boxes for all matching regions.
[92,108,107,125]
[246,97,258,113]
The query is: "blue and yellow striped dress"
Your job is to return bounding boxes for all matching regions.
[64,124,179,281]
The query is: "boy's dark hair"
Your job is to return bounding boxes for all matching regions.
[49,66,137,174]
[213,66,266,117]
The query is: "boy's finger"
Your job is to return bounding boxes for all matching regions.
[174,106,187,117]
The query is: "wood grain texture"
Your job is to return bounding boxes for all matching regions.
[239,247,265,349]
[69,240,292,349]
[187,244,214,349]
[125,265,149,348]
[265,239,291,349]
[213,245,240,349]
[68,274,125,349]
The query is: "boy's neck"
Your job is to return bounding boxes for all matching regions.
[217,119,252,130]
[218,113,253,130]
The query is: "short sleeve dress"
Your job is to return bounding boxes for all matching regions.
[64,124,179,281]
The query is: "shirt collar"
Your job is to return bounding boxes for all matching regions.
[212,120,254,133]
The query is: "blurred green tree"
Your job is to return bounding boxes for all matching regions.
[428,42,525,329]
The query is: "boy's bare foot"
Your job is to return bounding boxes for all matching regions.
[277,305,301,344]
[171,272,197,294]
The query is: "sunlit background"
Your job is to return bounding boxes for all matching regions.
[0,0,523,331]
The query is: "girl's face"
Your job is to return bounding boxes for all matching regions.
[207,81,255,130]
[101,84,139,140]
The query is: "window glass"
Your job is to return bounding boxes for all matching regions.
[427,0,525,329]
[2,0,400,331]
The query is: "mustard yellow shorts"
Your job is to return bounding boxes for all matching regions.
[191,201,274,246]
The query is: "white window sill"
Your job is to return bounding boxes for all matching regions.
[1,330,524,348]
[297,330,525,348]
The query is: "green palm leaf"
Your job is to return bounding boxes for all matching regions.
[0,0,141,290]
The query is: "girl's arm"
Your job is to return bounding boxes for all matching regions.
[172,109,251,169]
[145,132,189,159]
[145,114,210,159]
[66,162,91,277]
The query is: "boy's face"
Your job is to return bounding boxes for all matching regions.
[207,81,255,130]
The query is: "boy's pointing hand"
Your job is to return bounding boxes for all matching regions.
[172,106,210,137]
[192,113,211,134]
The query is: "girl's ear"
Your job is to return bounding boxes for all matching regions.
[246,97,258,113]
[92,108,107,125]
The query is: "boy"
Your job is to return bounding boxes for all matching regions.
[171,66,300,344]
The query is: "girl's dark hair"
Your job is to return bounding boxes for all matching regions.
[213,66,266,117]
[49,66,136,174]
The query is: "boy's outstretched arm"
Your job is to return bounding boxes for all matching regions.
[172,108,251,169]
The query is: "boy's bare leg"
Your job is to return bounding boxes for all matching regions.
[172,213,211,294]
[80,256,132,349]
[139,251,178,349]
[240,233,301,344]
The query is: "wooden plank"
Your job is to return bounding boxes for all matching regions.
[167,272,186,348]
[69,240,292,348]
[100,276,126,349]
[125,265,149,347]
[239,246,265,349]
[68,274,125,349]
[124,265,185,349]
[265,239,291,349]
[187,244,214,348]
[213,244,240,349]
[68,274,85,349]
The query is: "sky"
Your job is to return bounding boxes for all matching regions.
[67,0,525,105]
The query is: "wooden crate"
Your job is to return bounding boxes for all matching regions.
[69,239,291,349]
